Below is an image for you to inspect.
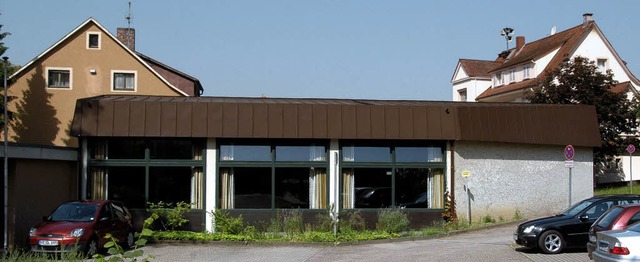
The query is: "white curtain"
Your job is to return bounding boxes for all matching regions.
[219,168,234,209]
[191,167,204,209]
[428,169,444,208]
[342,169,354,209]
[91,141,107,200]
[309,168,327,209]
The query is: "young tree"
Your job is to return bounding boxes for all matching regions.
[526,56,639,170]
[0,21,18,132]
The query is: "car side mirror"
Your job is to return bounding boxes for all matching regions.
[579,214,589,221]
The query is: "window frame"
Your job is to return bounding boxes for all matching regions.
[87,32,101,50]
[111,70,137,92]
[46,67,73,89]
[458,88,467,102]
[509,68,516,83]
[340,141,446,210]
[217,139,330,210]
[597,58,608,73]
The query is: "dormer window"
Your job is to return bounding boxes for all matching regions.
[87,32,101,49]
[523,64,531,79]
[497,73,504,86]
[458,89,467,101]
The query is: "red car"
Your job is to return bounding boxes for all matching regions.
[587,204,640,259]
[29,200,135,256]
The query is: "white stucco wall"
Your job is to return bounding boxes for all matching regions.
[452,141,594,222]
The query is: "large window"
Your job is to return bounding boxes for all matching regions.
[218,141,328,209]
[341,142,445,210]
[87,138,205,209]
[47,68,71,89]
[112,71,136,91]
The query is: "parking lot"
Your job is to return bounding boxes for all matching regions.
[141,223,589,262]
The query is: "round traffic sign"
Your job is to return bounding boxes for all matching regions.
[627,144,636,154]
[564,145,575,160]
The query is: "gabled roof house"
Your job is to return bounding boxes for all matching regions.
[451,13,640,103]
[7,18,202,147]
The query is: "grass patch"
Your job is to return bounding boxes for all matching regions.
[595,182,640,195]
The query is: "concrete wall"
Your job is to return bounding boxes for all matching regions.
[452,141,593,222]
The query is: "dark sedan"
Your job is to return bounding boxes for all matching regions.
[514,195,640,254]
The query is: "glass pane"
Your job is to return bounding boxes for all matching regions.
[396,147,444,162]
[107,139,145,159]
[352,168,392,208]
[149,167,191,204]
[275,168,310,208]
[220,145,271,161]
[427,147,444,162]
[276,146,326,161]
[342,146,391,162]
[107,166,146,209]
[149,139,194,159]
[395,168,428,208]
[233,167,272,208]
[89,34,99,48]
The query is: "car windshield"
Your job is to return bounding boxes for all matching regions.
[561,198,597,217]
[49,203,99,222]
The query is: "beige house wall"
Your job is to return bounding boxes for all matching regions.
[8,22,183,147]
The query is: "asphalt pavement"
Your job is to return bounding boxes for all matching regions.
[140,223,590,262]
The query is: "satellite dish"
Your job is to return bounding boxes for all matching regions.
[550,25,557,35]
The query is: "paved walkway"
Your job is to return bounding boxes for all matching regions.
[140,223,590,261]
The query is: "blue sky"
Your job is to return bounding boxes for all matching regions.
[1,1,639,101]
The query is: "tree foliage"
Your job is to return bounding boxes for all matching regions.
[526,56,639,168]
[0,19,19,132]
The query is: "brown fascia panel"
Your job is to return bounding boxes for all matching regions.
[70,96,601,147]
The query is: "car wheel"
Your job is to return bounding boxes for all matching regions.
[538,230,564,254]
[125,231,135,249]
[85,238,99,257]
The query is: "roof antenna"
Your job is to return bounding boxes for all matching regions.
[500,27,514,50]
[125,2,132,48]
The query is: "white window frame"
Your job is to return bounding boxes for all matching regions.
[86,31,101,50]
[458,88,467,102]
[597,58,607,73]
[497,72,504,86]
[46,67,73,90]
[523,64,531,79]
[110,70,137,92]
[509,69,515,83]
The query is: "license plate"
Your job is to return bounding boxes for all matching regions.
[513,234,518,241]
[38,240,59,246]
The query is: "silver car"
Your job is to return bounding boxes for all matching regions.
[593,221,640,261]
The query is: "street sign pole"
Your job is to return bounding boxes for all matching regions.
[627,144,636,193]
[564,145,575,207]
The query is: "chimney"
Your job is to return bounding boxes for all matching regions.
[583,13,593,26]
[117,28,135,51]
[516,36,525,50]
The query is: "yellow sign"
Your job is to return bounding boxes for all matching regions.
[461,170,471,178]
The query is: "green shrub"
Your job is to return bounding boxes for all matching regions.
[340,210,366,232]
[376,209,410,234]
[481,214,496,224]
[147,201,192,231]
[211,210,245,235]
[513,209,523,221]
[314,209,334,232]
[282,209,303,236]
